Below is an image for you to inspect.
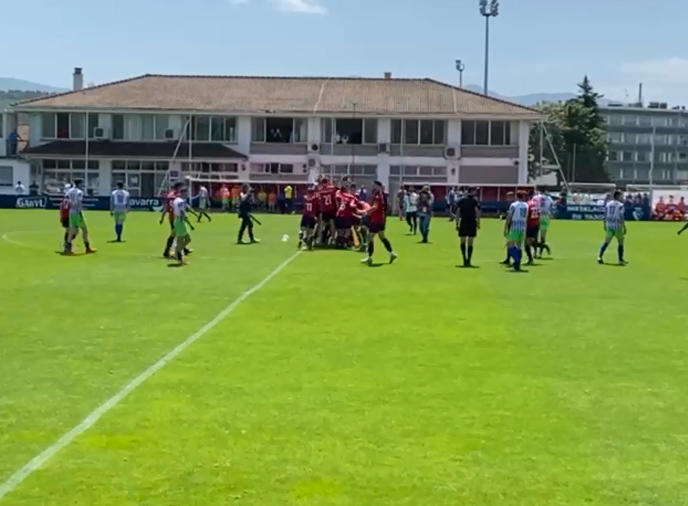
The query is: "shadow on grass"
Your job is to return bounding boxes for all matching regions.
[506,269,529,274]
[456,265,481,269]
[599,262,628,268]
[167,263,187,268]
[106,240,126,243]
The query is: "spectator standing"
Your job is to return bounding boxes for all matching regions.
[8,129,22,157]
[268,189,277,213]
[284,184,294,214]
[257,187,267,210]
[417,185,434,243]
[15,181,26,195]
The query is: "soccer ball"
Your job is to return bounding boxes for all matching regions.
[281,234,290,242]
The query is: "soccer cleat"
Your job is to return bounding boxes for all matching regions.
[597,257,604,265]
[390,252,398,264]
[361,256,372,265]
[619,260,628,266]
[297,240,302,250]
[250,238,261,244]
[501,260,511,266]
[85,248,97,254]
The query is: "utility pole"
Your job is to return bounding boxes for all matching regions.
[479,0,499,95]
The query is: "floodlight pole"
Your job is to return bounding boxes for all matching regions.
[479,0,499,96]
[455,59,465,88]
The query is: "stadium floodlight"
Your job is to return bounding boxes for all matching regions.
[479,0,500,95]
[455,59,465,88]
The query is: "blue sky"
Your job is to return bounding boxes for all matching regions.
[4,0,688,104]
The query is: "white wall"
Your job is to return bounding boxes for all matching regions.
[0,159,31,195]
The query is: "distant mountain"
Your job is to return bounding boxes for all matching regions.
[0,77,66,92]
[463,84,576,106]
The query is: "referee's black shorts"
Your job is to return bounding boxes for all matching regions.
[458,220,477,238]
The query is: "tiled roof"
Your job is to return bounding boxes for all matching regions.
[16,75,539,117]
[22,140,247,159]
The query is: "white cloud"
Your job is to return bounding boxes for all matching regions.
[621,57,688,86]
[228,0,327,14]
[272,0,327,14]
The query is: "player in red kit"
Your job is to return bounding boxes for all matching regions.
[335,183,358,247]
[318,178,338,245]
[361,181,398,265]
[525,190,541,265]
[59,184,71,250]
[299,185,319,250]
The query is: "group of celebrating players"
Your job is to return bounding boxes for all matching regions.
[299,177,398,265]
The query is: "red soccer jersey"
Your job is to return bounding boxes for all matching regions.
[319,185,337,214]
[369,191,387,224]
[59,197,69,221]
[302,193,319,218]
[336,192,357,218]
[527,198,541,227]
[165,190,177,219]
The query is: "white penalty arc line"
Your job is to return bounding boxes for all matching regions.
[0,250,302,502]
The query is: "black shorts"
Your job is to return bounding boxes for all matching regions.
[458,220,477,238]
[301,215,316,229]
[406,211,417,219]
[526,226,540,239]
[369,221,385,233]
[61,218,69,229]
[335,216,353,229]
[322,211,336,222]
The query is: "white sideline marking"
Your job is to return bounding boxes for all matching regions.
[0,250,302,502]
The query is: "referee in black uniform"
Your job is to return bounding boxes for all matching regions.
[456,187,481,267]
[237,184,260,244]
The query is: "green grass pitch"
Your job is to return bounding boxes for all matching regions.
[2,209,688,505]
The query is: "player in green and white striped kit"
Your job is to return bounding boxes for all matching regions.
[504,190,529,271]
[598,190,627,265]
[110,182,130,242]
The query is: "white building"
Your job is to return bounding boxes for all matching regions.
[10,70,540,198]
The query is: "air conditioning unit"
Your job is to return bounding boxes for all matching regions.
[308,143,320,153]
[307,157,319,168]
[378,143,390,154]
[444,146,460,160]
[164,128,176,140]
[93,127,107,139]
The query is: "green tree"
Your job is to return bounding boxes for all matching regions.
[529,76,609,183]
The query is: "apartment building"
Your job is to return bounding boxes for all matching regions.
[603,103,688,185]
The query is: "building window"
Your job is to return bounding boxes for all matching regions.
[622,151,633,162]
[111,160,170,197]
[113,115,125,140]
[608,151,619,161]
[638,116,651,126]
[390,119,445,145]
[636,151,649,162]
[42,159,100,195]
[623,133,636,144]
[622,115,637,126]
[609,132,622,143]
[637,133,650,144]
[337,118,363,144]
[652,117,668,127]
[609,115,622,126]
[252,163,295,174]
[0,166,12,187]
[490,121,511,145]
[364,119,378,144]
[41,112,98,139]
[186,116,235,142]
[654,134,667,145]
[661,169,671,180]
[461,120,509,146]
[253,117,307,143]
